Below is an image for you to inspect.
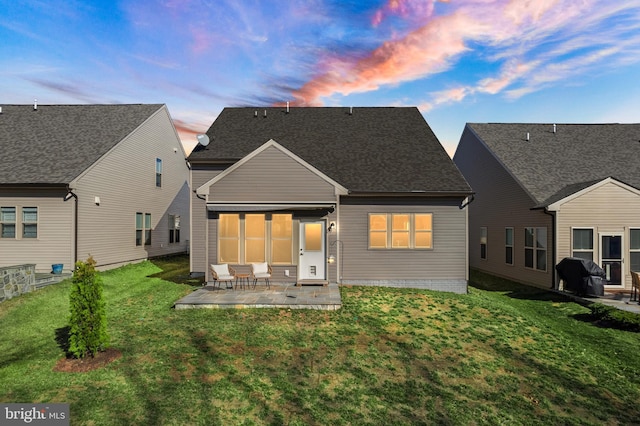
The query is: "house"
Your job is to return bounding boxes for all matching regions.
[187,107,473,293]
[453,122,640,292]
[0,104,190,273]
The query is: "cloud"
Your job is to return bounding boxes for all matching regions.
[288,0,640,109]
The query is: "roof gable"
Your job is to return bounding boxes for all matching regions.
[544,177,640,211]
[466,123,640,206]
[189,107,471,195]
[196,139,349,196]
[0,104,164,185]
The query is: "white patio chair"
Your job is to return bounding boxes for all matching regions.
[250,262,272,289]
[210,264,236,289]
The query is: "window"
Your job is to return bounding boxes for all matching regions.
[369,214,387,248]
[630,229,640,272]
[505,227,513,265]
[169,215,180,244]
[219,214,240,263]
[136,212,152,246]
[368,213,433,249]
[155,158,162,187]
[480,227,487,260]
[245,214,265,263]
[22,207,38,238]
[1,207,16,238]
[525,227,547,271]
[572,228,594,261]
[271,214,292,264]
[218,214,293,264]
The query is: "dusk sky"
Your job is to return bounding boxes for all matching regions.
[2,1,640,156]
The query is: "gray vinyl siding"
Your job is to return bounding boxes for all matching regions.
[70,106,190,269]
[0,188,73,272]
[338,198,467,291]
[209,146,337,202]
[191,167,221,274]
[555,181,640,290]
[454,127,552,288]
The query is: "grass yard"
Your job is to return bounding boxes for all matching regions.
[1,256,640,425]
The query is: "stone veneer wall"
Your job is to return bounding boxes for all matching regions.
[0,264,36,302]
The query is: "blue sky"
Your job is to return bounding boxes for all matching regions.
[2,0,640,156]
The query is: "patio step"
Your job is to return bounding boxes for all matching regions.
[296,279,329,287]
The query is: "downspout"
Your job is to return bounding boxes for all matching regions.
[63,189,78,266]
[543,208,557,289]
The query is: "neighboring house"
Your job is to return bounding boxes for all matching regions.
[453,123,640,292]
[0,104,190,272]
[188,107,473,293]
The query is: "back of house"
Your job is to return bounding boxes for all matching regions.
[454,122,640,292]
[0,104,190,274]
[188,106,472,293]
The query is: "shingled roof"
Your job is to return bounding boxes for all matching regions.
[189,107,471,194]
[0,104,164,185]
[466,123,640,207]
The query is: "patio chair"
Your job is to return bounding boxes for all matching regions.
[210,264,236,289]
[631,271,640,303]
[250,262,272,289]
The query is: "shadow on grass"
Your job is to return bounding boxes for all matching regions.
[469,269,574,303]
[147,254,204,287]
[55,325,71,357]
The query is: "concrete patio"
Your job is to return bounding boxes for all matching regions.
[173,282,342,310]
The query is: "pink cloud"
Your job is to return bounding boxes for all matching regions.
[289,0,603,106]
[291,10,485,105]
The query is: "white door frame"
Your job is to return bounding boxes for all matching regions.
[599,232,624,287]
[298,220,326,281]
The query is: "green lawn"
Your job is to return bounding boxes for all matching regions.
[2,257,640,425]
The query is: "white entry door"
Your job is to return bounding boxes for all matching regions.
[299,221,326,280]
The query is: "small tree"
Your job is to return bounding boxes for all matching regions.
[68,256,109,358]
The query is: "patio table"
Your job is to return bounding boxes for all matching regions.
[235,273,250,290]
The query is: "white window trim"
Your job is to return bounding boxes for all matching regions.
[505,227,514,266]
[368,213,433,250]
[525,227,547,272]
[0,206,17,239]
[218,214,294,265]
[571,227,595,261]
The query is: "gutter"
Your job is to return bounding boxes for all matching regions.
[63,188,78,266]
[542,208,557,289]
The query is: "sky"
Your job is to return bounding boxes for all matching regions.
[2,1,640,157]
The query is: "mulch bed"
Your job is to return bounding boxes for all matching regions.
[53,348,122,373]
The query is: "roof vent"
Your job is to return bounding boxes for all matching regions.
[264,109,267,118]
[553,124,556,134]
[0,106,2,114]
[286,102,290,113]
[349,106,353,115]
[254,110,257,118]
[526,132,530,141]
[33,99,37,110]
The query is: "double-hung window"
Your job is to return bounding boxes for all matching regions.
[525,227,547,271]
[505,227,513,265]
[572,228,594,261]
[218,214,292,264]
[1,207,16,238]
[369,213,433,249]
[630,229,640,272]
[136,213,152,246]
[169,215,180,243]
[480,227,487,260]
[22,207,38,238]
[155,158,162,187]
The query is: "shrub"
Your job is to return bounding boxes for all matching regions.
[588,303,640,332]
[68,256,109,358]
